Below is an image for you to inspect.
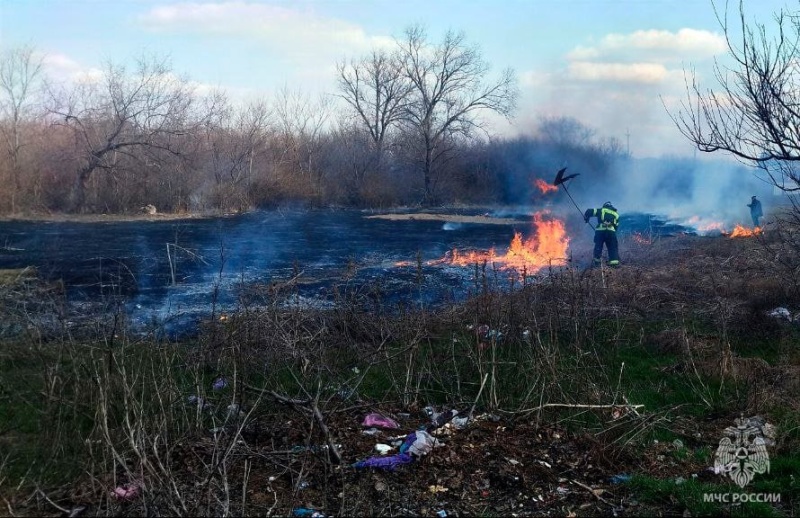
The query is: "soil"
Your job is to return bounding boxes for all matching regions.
[49,405,733,518]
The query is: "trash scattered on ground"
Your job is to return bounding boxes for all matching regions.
[610,474,632,484]
[110,483,140,500]
[402,429,442,457]
[212,377,228,391]
[352,453,413,470]
[767,307,792,321]
[361,428,380,436]
[362,412,400,429]
[353,429,442,471]
[436,510,448,518]
[292,507,326,517]
[374,443,393,455]
[424,406,459,430]
[451,416,470,429]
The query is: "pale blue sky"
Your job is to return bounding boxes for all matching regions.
[1,0,795,157]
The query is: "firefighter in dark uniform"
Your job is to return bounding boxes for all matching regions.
[584,201,620,267]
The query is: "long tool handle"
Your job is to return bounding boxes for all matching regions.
[561,184,595,230]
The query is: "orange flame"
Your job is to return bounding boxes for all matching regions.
[728,225,762,238]
[697,221,726,233]
[534,178,558,194]
[631,232,652,245]
[432,211,569,274]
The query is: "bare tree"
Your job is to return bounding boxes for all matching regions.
[0,45,44,212]
[672,2,800,191]
[273,87,331,201]
[47,54,211,211]
[538,116,596,148]
[397,24,518,203]
[200,95,272,210]
[336,49,412,176]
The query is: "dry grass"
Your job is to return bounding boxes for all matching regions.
[1,217,799,516]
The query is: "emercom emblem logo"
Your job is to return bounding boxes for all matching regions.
[713,416,771,488]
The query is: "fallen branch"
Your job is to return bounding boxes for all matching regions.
[506,403,644,414]
[570,479,614,507]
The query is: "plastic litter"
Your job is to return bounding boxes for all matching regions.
[400,430,441,457]
[292,507,326,518]
[212,377,228,391]
[110,483,140,500]
[768,307,792,321]
[436,510,448,518]
[450,416,470,430]
[426,408,458,430]
[374,443,393,455]
[362,412,400,429]
[352,453,413,470]
[610,474,632,484]
[354,429,441,471]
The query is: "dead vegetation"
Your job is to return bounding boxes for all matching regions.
[1,219,799,517]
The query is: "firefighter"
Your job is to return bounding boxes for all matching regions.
[747,195,763,227]
[584,201,620,267]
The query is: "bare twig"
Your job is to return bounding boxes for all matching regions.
[570,479,615,507]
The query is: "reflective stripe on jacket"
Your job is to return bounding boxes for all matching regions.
[588,207,619,231]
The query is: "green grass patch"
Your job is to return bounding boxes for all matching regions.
[628,474,787,517]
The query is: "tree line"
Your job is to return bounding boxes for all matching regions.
[0,26,626,215]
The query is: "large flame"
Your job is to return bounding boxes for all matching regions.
[534,178,558,194]
[687,217,761,237]
[430,211,569,274]
[728,225,762,238]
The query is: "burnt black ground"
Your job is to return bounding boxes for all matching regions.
[0,209,688,337]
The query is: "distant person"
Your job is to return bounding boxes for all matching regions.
[584,201,620,267]
[747,195,763,227]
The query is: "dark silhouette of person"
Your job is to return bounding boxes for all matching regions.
[747,195,763,227]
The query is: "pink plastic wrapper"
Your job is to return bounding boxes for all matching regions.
[110,483,140,500]
[361,412,400,429]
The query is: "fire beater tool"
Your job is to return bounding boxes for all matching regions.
[552,167,594,230]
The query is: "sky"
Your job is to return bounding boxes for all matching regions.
[0,0,796,159]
